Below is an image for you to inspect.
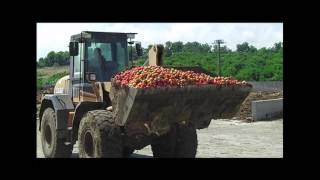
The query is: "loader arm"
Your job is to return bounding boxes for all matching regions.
[147,44,164,66]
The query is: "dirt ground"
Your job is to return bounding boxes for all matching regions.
[37,118,283,158]
[235,91,283,121]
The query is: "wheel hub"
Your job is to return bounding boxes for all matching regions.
[84,131,94,157]
[44,124,52,147]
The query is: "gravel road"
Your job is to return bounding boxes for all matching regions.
[37,118,283,158]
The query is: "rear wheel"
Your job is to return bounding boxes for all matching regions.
[40,108,73,158]
[122,147,135,157]
[78,110,122,158]
[151,126,177,158]
[174,124,197,157]
[151,123,197,158]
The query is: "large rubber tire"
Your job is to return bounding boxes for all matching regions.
[151,126,177,158]
[122,147,135,157]
[174,124,198,158]
[40,108,73,158]
[151,124,197,158]
[78,110,122,158]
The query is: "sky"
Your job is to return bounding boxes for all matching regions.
[37,23,283,60]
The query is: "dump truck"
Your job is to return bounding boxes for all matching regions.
[38,31,251,158]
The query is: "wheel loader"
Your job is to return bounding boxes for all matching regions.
[38,31,251,158]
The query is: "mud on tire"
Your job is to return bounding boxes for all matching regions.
[78,110,122,158]
[151,126,177,158]
[41,108,73,158]
[151,123,197,158]
[174,123,198,157]
[122,147,135,157]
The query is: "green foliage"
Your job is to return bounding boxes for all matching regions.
[212,45,231,53]
[37,71,69,88]
[236,42,258,53]
[136,41,283,81]
[38,41,283,82]
[171,41,183,53]
[182,42,211,53]
[38,51,69,67]
[128,46,139,60]
[164,41,173,57]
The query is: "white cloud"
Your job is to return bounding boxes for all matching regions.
[37,23,283,60]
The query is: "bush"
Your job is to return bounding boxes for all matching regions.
[37,71,68,88]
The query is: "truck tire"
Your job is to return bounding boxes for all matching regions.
[174,124,198,158]
[122,147,135,157]
[151,124,197,158]
[41,108,73,158]
[78,110,122,158]
[151,126,177,158]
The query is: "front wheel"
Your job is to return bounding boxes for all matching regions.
[78,110,122,158]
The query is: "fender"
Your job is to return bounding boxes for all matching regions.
[39,94,74,136]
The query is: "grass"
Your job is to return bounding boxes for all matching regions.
[37,65,69,88]
[37,65,69,78]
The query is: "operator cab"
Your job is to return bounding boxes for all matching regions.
[68,31,142,103]
[69,31,139,82]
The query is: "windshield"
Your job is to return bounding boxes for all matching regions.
[86,42,128,81]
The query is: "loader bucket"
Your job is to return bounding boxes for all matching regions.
[109,81,251,136]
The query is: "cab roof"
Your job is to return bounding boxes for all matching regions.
[70,31,137,42]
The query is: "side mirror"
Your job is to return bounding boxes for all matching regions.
[69,42,79,56]
[135,42,143,56]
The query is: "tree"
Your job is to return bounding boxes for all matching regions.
[171,41,183,53]
[38,41,283,81]
[165,41,172,49]
[249,45,257,52]
[183,42,203,52]
[201,43,212,53]
[212,45,231,53]
[236,42,250,52]
[58,51,69,65]
[46,51,56,66]
[272,42,283,52]
[56,51,64,65]
[37,51,70,67]
[236,42,258,53]
[128,46,138,60]
[165,41,173,57]
[38,57,44,67]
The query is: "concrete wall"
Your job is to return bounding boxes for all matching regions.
[252,98,283,121]
[248,81,283,92]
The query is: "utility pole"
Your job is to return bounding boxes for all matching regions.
[128,38,134,67]
[127,33,136,67]
[214,40,225,76]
